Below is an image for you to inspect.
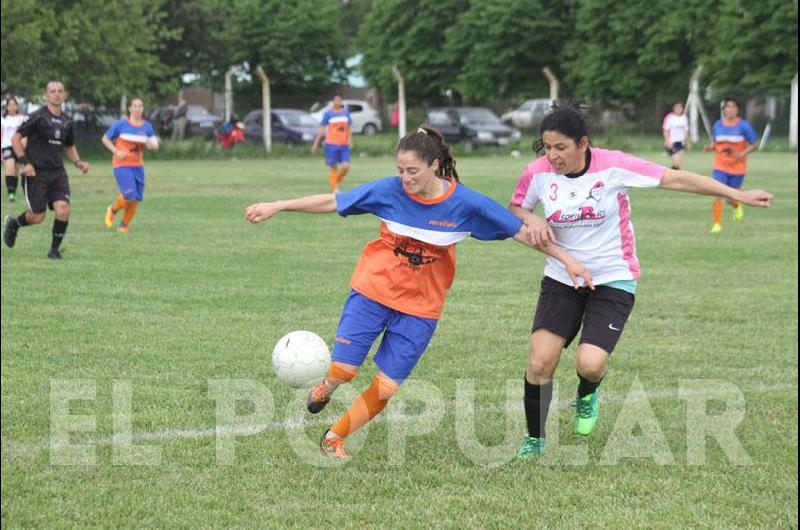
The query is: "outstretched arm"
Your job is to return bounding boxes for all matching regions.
[659,169,773,207]
[513,229,594,290]
[245,194,337,223]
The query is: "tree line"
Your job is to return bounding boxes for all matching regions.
[1,0,796,108]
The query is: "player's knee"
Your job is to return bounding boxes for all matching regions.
[576,356,606,381]
[373,373,401,402]
[527,354,556,380]
[28,212,45,224]
[53,204,70,219]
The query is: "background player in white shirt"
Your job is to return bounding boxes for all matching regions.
[662,101,690,170]
[510,105,772,458]
[1,96,27,202]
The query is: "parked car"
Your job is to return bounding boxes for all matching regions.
[425,107,521,150]
[148,104,222,139]
[501,99,554,129]
[243,109,319,144]
[309,99,382,135]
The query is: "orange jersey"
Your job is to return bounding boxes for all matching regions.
[712,118,759,175]
[104,118,155,168]
[336,177,523,319]
[321,109,351,146]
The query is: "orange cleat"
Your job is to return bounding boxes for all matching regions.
[320,430,349,460]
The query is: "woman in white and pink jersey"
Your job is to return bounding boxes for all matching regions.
[509,105,773,459]
[1,97,27,202]
[662,101,690,170]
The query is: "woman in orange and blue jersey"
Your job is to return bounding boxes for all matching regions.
[703,97,760,234]
[101,97,159,232]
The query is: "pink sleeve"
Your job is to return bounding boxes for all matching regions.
[510,166,534,206]
[662,114,671,130]
[511,158,549,207]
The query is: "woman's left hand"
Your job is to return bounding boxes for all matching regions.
[736,189,774,208]
[565,261,594,290]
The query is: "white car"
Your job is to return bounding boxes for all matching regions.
[310,99,382,135]
[501,99,554,129]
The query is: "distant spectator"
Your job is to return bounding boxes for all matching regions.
[391,102,399,128]
[172,96,188,141]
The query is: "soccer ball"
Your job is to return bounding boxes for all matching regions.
[272,331,331,388]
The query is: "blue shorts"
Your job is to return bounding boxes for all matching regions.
[712,170,745,189]
[324,144,351,167]
[114,166,145,201]
[331,290,438,382]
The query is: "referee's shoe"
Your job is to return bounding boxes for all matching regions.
[3,215,19,248]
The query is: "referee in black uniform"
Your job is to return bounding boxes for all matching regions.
[3,81,89,259]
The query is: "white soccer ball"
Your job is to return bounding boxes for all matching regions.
[272,331,331,388]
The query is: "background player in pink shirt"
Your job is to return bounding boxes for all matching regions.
[662,101,690,170]
[246,127,592,459]
[510,105,773,458]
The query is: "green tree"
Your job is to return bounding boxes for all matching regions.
[444,0,573,100]
[1,0,175,105]
[356,0,466,101]
[225,0,348,94]
[701,0,798,92]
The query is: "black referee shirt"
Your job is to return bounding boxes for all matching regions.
[16,107,75,170]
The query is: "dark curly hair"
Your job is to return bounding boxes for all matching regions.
[532,102,591,154]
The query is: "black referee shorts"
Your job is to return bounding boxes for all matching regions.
[22,167,70,214]
[532,276,635,354]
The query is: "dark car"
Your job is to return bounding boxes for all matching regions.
[425,107,521,151]
[243,109,319,144]
[148,104,222,139]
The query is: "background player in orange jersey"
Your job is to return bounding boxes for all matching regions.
[311,95,352,193]
[703,97,760,234]
[102,97,159,232]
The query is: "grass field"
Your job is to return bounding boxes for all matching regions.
[1,150,797,527]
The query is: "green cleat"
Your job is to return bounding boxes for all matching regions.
[574,392,600,436]
[710,223,722,234]
[733,204,744,222]
[516,436,547,458]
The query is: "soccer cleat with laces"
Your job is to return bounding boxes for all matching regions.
[733,204,744,222]
[104,206,116,228]
[516,436,547,459]
[574,391,600,436]
[4,215,19,248]
[320,430,349,459]
[710,223,722,234]
[306,380,335,414]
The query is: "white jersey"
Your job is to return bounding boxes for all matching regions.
[1,114,27,148]
[511,148,666,286]
[662,113,688,144]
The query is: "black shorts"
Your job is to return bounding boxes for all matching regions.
[22,167,70,214]
[2,147,13,160]
[532,276,635,354]
[665,142,684,155]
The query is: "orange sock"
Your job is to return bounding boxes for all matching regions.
[112,194,126,213]
[325,362,358,386]
[328,168,338,191]
[336,167,348,184]
[712,199,724,225]
[330,374,400,438]
[121,200,139,226]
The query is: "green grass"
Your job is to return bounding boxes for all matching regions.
[2,150,797,527]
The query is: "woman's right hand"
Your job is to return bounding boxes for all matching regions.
[245,202,281,223]
[115,150,127,161]
[523,216,556,248]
